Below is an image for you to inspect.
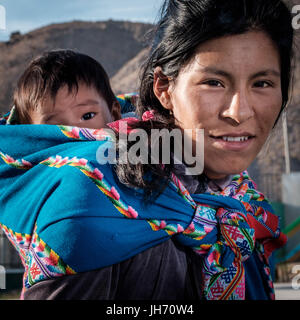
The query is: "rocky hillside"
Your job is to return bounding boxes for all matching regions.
[111,47,150,95]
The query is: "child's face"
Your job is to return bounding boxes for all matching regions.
[32,83,120,129]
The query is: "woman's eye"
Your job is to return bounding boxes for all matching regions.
[202,80,223,87]
[81,112,96,121]
[253,81,272,88]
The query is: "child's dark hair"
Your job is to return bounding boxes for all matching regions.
[14,49,117,124]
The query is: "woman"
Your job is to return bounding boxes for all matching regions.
[0,0,293,300]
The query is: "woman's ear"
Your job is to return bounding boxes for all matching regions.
[153,67,173,111]
[111,101,121,121]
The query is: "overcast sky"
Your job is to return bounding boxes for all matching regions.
[0,0,164,41]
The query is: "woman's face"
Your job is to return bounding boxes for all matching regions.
[155,31,282,179]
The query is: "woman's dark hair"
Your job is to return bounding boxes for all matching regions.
[14,49,116,124]
[115,0,294,198]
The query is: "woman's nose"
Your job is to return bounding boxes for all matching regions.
[221,90,254,125]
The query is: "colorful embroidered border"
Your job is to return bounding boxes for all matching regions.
[27,231,76,287]
[0,222,76,293]
[58,125,115,142]
[0,151,33,170]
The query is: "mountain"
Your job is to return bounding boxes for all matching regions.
[111,47,150,95]
[0,20,152,114]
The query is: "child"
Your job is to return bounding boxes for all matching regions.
[13,49,121,129]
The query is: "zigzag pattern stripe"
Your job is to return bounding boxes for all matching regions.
[0,151,33,170]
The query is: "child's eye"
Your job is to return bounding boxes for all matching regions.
[81,112,96,121]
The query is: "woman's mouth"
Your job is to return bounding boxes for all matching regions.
[209,133,256,151]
